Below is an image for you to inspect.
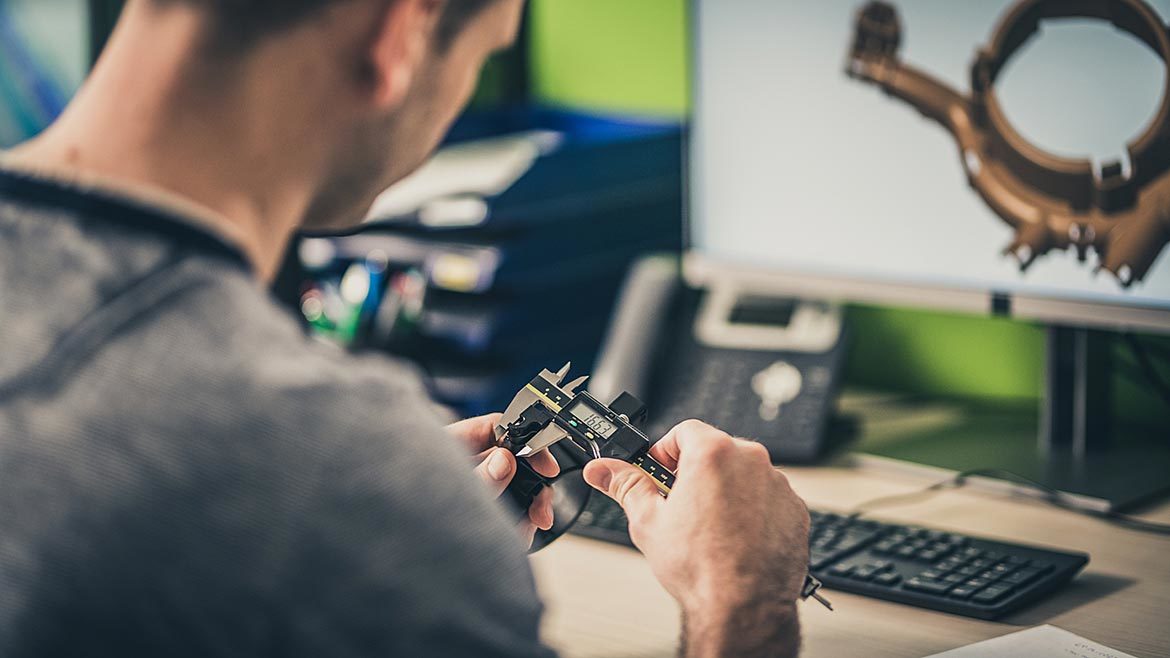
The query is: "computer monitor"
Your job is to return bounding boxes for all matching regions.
[688,0,1170,508]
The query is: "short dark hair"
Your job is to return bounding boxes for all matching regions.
[149,0,498,52]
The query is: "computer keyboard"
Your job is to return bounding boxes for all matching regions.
[570,496,1089,620]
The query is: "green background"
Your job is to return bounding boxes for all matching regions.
[524,0,1166,424]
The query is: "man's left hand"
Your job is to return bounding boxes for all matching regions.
[446,413,559,548]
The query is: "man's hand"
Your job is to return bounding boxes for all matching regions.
[446,414,560,548]
[582,419,810,658]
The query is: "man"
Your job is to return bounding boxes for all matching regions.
[0,0,811,656]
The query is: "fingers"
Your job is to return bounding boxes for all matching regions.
[526,447,560,478]
[473,448,515,498]
[649,418,727,470]
[649,419,771,473]
[518,486,554,551]
[528,485,554,531]
[583,458,662,527]
[451,412,558,477]
[446,413,504,453]
[518,521,538,550]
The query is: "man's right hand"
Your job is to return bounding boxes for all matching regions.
[582,419,810,658]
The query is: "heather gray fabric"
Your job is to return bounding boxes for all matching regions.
[0,167,554,658]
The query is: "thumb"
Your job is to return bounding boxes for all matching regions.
[474,448,516,498]
[583,458,661,526]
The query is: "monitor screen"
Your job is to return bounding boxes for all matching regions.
[691,0,1170,323]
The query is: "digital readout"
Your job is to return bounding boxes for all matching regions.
[567,400,618,438]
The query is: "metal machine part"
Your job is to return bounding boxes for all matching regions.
[494,364,833,609]
[846,0,1170,287]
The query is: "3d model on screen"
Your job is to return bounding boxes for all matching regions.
[845,0,1170,287]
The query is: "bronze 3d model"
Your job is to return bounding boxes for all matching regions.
[845,0,1170,287]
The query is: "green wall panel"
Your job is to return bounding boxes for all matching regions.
[529,0,689,118]
[844,305,1045,402]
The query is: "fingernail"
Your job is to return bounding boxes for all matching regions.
[539,504,555,530]
[584,463,613,491]
[487,450,512,481]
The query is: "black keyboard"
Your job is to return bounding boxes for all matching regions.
[571,496,1089,620]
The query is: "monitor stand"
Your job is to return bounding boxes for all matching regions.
[1034,327,1170,510]
[851,326,1170,512]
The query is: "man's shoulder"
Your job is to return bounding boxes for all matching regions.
[67,259,449,479]
[129,263,433,414]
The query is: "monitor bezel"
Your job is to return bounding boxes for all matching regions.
[683,0,1170,335]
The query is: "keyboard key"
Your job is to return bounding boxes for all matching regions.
[949,585,977,599]
[964,578,991,590]
[809,549,836,570]
[942,573,966,584]
[935,558,963,571]
[971,583,1013,604]
[830,562,854,577]
[1002,567,1042,586]
[904,577,954,596]
[929,543,954,557]
[873,571,902,587]
[835,535,873,553]
[852,569,878,581]
[957,565,980,577]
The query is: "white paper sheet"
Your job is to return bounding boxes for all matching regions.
[926,625,1137,658]
[364,130,563,226]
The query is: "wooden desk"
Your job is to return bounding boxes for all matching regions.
[530,460,1170,658]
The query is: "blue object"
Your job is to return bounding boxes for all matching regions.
[0,3,69,140]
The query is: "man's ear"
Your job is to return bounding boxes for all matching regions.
[367,0,445,109]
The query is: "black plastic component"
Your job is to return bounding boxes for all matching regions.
[598,426,652,463]
[608,392,648,426]
[504,458,551,520]
[500,403,556,452]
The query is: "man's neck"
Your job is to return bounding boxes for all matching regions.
[6,2,324,281]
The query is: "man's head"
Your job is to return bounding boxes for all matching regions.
[130,0,523,230]
[148,0,500,53]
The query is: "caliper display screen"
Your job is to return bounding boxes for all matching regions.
[567,400,618,438]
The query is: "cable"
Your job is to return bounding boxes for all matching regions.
[1123,333,1170,409]
[847,468,1170,536]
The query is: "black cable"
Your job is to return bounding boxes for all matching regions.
[848,468,1170,536]
[1123,333,1170,409]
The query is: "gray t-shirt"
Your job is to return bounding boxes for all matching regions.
[0,166,555,657]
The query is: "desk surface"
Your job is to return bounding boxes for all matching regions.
[530,459,1170,658]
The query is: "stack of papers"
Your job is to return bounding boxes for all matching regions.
[926,625,1136,658]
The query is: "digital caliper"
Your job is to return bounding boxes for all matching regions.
[494,363,833,610]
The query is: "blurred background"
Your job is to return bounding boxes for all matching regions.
[1,0,1164,427]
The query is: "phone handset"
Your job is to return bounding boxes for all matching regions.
[588,254,680,405]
